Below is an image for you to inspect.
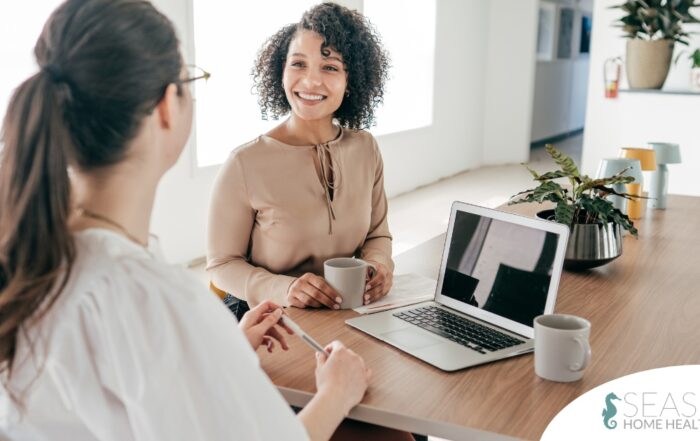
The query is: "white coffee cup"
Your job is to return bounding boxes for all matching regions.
[534,314,591,382]
[324,258,376,309]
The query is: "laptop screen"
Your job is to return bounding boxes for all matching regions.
[440,209,560,327]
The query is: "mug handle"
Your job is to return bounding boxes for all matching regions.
[359,259,377,281]
[569,337,591,372]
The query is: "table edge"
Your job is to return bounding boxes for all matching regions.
[278,386,524,441]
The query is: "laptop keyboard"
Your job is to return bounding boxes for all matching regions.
[393,306,525,354]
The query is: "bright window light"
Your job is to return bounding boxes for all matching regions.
[0,1,63,126]
[192,0,436,167]
[363,0,436,137]
[192,1,317,168]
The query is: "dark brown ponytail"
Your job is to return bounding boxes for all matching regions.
[0,71,76,378]
[0,0,182,388]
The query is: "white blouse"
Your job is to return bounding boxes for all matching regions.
[0,229,309,441]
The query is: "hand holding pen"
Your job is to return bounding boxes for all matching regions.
[240,305,372,418]
[279,314,327,354]
[280,313,372,413]
[239,300,294,353]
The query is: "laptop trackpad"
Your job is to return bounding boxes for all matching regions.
[381,328,443,350]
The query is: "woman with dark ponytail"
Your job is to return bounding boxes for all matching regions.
[0,1,386,439]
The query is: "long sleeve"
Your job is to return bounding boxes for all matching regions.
[206,151,295,306]
[359,137,394,271]
[205,131,393,306]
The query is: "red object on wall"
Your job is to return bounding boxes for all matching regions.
[604,57,622,98]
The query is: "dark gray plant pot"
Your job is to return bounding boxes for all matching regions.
[537,210,623,271]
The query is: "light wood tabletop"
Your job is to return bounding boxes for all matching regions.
[258,195,700,440]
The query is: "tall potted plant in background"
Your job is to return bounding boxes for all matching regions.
[613,0,700,89]
[510,145,639,270]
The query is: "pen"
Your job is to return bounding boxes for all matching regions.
[280,314,327,354]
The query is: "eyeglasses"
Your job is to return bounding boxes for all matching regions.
[177,64,211,95]
[182,64,211,84]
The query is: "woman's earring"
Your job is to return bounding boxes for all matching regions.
[345,89,350,97]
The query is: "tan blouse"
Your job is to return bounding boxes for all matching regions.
[206,128,393,306]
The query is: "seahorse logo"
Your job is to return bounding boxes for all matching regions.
[602,392,621,429]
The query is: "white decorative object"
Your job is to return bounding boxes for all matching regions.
[595,158,642,214]
[691,67,700,92]
[647,142,682,209]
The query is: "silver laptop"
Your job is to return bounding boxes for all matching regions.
[346,201,570,371]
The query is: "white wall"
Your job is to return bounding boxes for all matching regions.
[581,0,700,196]
[530,0,592,142]
[149,0,539,263]
[150,0,207,264]
[483,0,539,165]
[379,0,489,197]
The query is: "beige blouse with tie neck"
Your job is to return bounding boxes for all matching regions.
[206,128,394,306]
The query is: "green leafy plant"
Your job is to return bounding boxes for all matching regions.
[675,47,700,67]
[612,0,700,45]
[509,145,639,237]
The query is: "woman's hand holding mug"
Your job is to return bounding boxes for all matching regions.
[287,273,343,309]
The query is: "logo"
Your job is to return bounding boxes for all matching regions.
[602,392,621,429]
[542,366,700,440]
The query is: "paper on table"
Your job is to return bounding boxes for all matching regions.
[353,273,436,314]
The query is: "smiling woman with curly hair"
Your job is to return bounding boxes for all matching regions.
[253,3,389,129]
[207,3,396,316]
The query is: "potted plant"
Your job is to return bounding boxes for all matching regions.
[675,48,700,90]
[509,145,639,270]
[613,0,700,89]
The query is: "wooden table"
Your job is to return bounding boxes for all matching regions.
[259,195,700,440]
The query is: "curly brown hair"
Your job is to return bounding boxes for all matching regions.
[252,2,390,129]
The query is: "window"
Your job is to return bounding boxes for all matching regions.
[363,0,436,137]
[191,0,436,167]
[0,1,63,126]
[192,1,317,167]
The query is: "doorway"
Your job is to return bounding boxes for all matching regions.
[529,0,593,166]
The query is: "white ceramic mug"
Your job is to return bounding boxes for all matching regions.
[534,314,591,382]
[324,258,376,309]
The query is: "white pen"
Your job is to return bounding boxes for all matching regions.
[280,314,327,354]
